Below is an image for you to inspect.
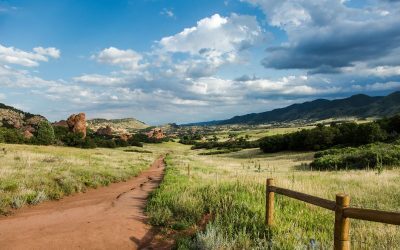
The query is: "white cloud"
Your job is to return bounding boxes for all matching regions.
[33,47,60,58]
[364,81,400,91]
[73,74,128,86]
[160,8,175,18]
[0,65,54,87]
[343,63,400,78]
[0,44,60,67]
[159,13,262,56]
[155,13,263,78]
[94,47,147,71]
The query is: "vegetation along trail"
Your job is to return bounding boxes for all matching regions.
[0,156,168,250]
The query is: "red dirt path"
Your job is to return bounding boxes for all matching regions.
[0,156,170,250]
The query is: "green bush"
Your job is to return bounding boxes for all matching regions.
[311,142,400,170]
[0,127,25,144]
[34,121,55,145]
[260,121,388,153]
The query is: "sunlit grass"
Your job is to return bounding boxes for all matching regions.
[0,143,157,214]
[147,142,400,249]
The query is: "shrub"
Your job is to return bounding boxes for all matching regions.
[311,143,400,170]
[0,127,25,144]
[34,121,55,145]
[260,121,388,153]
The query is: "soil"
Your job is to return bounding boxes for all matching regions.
[0,156,171,250]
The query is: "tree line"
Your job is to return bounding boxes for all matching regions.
[259,115,400,153]
[0,121,166,148]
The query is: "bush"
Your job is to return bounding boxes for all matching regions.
[311,143,400,170]
[260,121,388,153]
[192,138,259,150]
[0,127,25,144]
[34,121,55,145]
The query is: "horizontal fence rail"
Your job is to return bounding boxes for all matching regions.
[265,178,400,250]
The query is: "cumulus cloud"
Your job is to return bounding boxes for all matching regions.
[0,65,54,87]
[243,0,400,73]
[159,13,262,56]
[94,47,147,71]
[0,44,60,67]
[156,13,263,77]
[73,74,128,86]
[33,47,60,58]
[3,9,400,124]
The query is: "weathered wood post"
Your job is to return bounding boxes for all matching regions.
[334,194,350,250]
[266,178,275,226]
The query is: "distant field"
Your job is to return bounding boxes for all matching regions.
[0,143,157,215]
[214,126,315,141]
[212,118,375,141]
[147,142,400,249]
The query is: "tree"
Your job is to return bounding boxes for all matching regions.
[35,121,55,145]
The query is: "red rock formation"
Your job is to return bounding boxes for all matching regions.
[52,120,68,128]
[23,130,34,139]
[66,113,87,138]
[119,133,132,142]
[146,128,165,139]
[96,126,113,136]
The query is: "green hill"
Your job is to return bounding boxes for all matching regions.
[191,91,400,125]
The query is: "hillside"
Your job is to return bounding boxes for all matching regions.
[0,103,47,129]
[87,118,149,133]
[190,91,400,125]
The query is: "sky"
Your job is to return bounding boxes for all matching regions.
[1,0,400,125]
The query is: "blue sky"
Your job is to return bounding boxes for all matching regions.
[1,0,400,125]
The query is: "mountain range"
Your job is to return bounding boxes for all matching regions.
[186,91,400,126]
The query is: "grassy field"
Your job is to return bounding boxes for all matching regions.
[0,143,157,215]
[1,139,399,248]
[147,142,400,249]
[213,126,314,141]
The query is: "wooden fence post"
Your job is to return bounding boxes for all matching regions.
[266,178,275,226]
[334,194,350,250]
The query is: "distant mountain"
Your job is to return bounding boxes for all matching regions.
[87,118,149,133]
[188,91,400,126]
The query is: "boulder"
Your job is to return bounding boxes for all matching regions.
[22,125,35,133]
[66,113,87,138]
[96,126,113,136]
[146,128,165,139]
[23,130,34,139]
[53,120,68,128]
[119,133,132,142]
[25,116,46,127]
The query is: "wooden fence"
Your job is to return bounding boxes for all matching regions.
[265,178,400,250]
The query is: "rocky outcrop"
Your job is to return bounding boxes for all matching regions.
[23,130,34,139]
[96,126,113,136]
[25,116,46,127]
[52,120,68,128]
[0,105,47,131]
[119,133,132,142]
[66,113,87,138]
[146,128,165,139]
[0,109,24,129]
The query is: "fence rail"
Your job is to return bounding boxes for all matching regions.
[265,178,400,250]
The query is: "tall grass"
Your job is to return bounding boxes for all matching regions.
[0,143,156,214]
[147,143,400,249]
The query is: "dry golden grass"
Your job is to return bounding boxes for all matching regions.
[0,143,157,214]
[148,142,400,249]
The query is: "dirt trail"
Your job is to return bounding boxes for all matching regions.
[0,156,169,250]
